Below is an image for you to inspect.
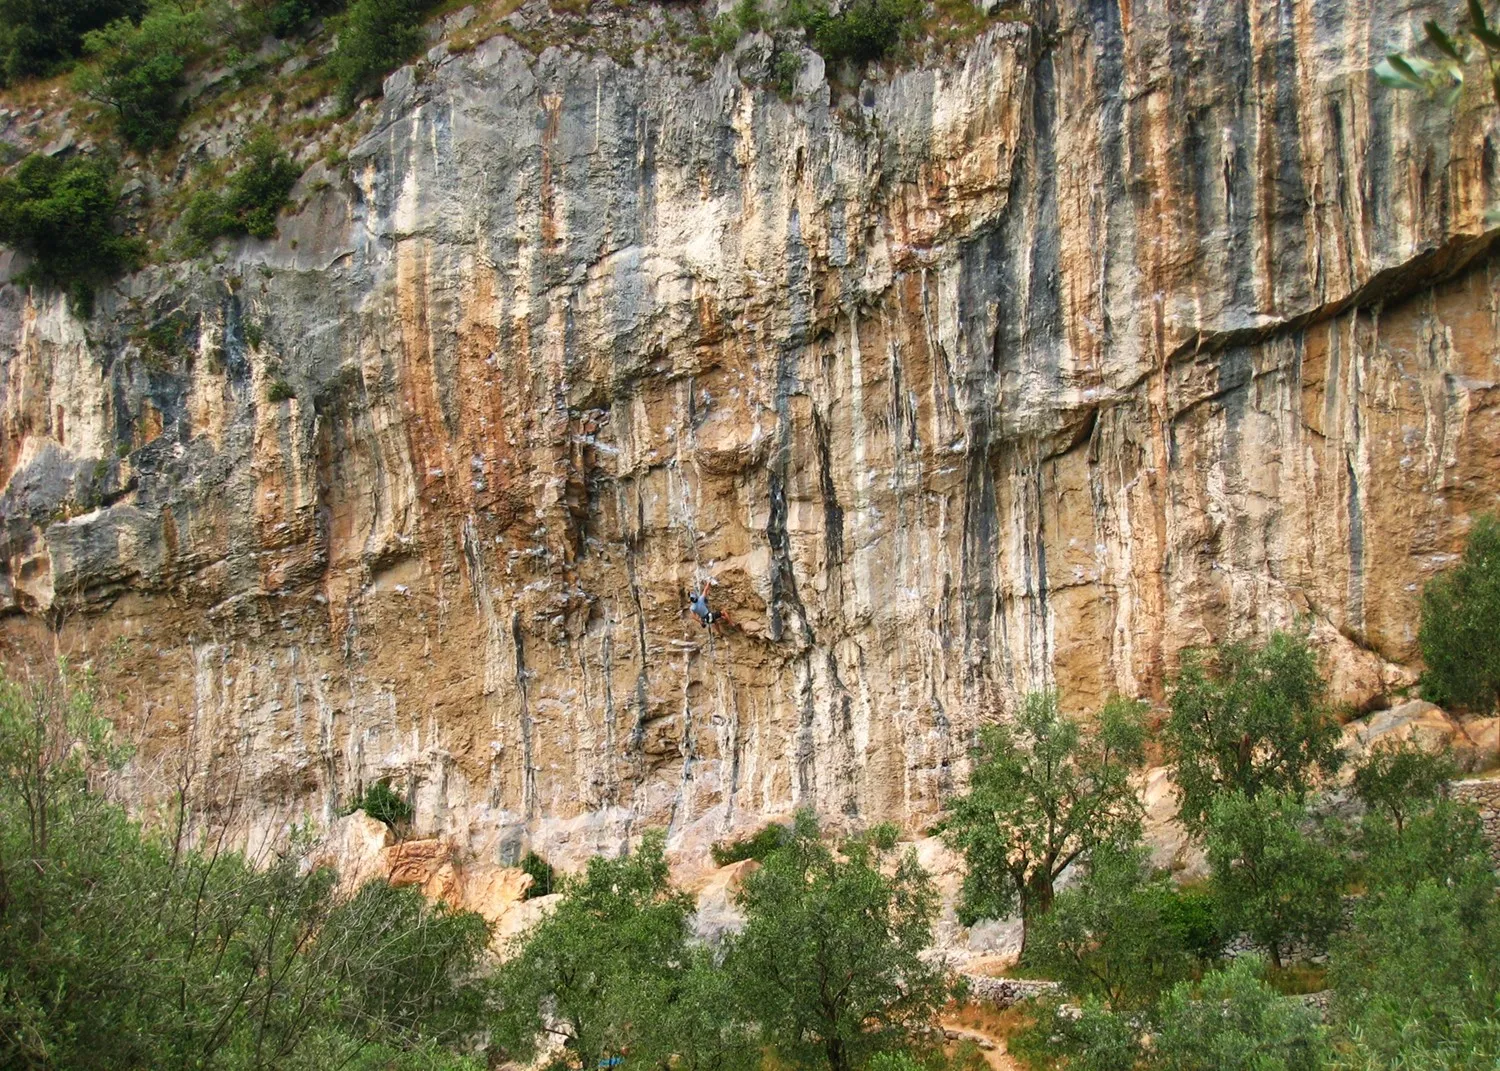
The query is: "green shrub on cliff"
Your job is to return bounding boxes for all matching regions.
[183,133,303,250]
[345,777,413,830]
[74,4,200,151]
[329,0,436,108]
[518,849,556,898]
[0,152,142,314]
[710,821,789,866]
[789,0,921,65]
[1419,514,1500,713]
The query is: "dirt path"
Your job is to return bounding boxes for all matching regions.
[940,1022,1019,1071]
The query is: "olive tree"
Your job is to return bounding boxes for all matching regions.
[727,813,950,1071]
[942,692,1146,953]
[1164,631,1343,831]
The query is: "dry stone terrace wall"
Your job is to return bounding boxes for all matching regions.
[1452,778,1500,855]
[2,0,1500,867]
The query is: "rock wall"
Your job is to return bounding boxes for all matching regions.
[3,0,1500,867]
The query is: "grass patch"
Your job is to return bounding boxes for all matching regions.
[1261,961,1329,996]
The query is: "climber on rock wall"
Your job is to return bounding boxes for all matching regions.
[689,585,715,628]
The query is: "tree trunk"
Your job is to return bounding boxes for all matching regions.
[826,1037,849,1071]
[1018,871,1056,960]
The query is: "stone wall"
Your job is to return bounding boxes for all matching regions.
[1451,778,1500,854]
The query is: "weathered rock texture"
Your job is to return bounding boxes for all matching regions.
[3,0,1500,866]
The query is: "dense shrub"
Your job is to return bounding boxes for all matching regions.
[1418,514,1500,712]
[328,0,436,108]
[0,153,141,314]
[259,0,348,38]
[1025,844,1193,1010]
[1158,884,1223,961]
[75,6,200,150]
[790,0,921,65]
[519,849,556,899]
[0,666,491,1071]
[710,821,789,866]
[0,0,146,83]
[345,777,413,829]
[183,134,302,250]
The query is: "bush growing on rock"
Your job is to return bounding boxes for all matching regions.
[517,848,555,898]
[0,152,142,314]
[345,777,413,830]
[1419,514,1500,713]
[329,0,437,108]
[183,133,302,250]
[710,820,789,866]
[788,0,922,65]
[75,4,200,151]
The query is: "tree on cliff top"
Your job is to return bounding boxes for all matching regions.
[1164,631,1344,832]
[1419,513,1500,713]
[941,691,1147,956]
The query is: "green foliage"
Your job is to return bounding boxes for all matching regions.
[75,5,200,151]
[517,849,555,899]
[1351,740,1455,834]
[1418,514,1500,712]
[1157,885,1223,962]
[1164,631,1344,831]
[1016,961,1327,1071]
[329,0,436,109]
[184,134,303,250]
[1356,797,1494,922]
[346,777,413,829]
[0,0,145,83]
[1153,958,1328,1071]
[942,692,1146,951]
[710,821,789,866]
[728,811,950,1071]
[626,943,758,1071]
[1011,998,1142,1071]
[0,664,492,1071]
[0,153,142,315]
[1331,874,1500,1070]
[1204,791,1346,969]
[257,0,348,38]
[770,47,802,96]
[789,0,922,65]
[490,831,726,1070]
[1026,843,1193,1010]
[1376,1,1500,110]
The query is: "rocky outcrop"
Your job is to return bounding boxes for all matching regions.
[3,0,1500,867]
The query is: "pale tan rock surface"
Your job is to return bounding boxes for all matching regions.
[2,1,1499,868]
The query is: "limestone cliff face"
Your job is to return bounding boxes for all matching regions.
[3,0,1499,866]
